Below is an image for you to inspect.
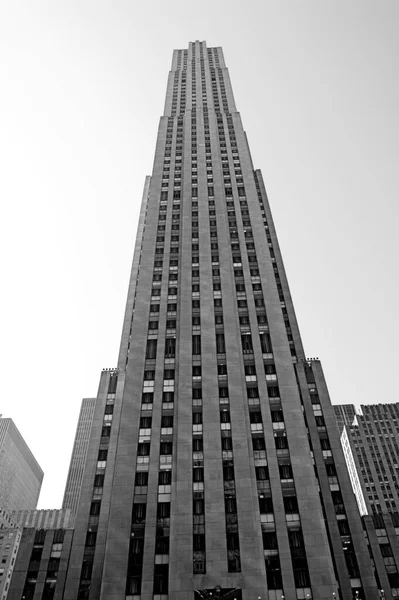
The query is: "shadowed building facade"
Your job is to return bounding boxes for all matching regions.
[7,42,386,600]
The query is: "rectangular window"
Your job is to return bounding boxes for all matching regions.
[165,337,176,358]
[216,333,226,354]
[192,335,201,355]
[146,339,157,359]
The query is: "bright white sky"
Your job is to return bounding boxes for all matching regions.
[0,1,398,509]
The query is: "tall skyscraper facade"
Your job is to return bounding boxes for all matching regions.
[0,419,43,512]
[62,399,97,524]
[9,42,387,600]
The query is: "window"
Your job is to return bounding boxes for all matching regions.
[222,436,232,450]
[256,466,269,480]
[193,388,202,400]
[193,438,203,451]
[98,449,108,461]
[252,437,265,451]
[90,501,101,516]
[158,470,172,485]
[218,363,227,376]
[249,411,262,424]
[241,333,253,354]
[193,467,204,482]
[132,504,146,524]
[137,443,150,456]
[225,497,237,513]
[284,496,298,513]
[275,435,288,450]
[259,333,272,354]
[135,472,148,486]
[157,503,171,518]
[192,335,201,355]
[216,333,226,354]
[142,392,153,405]
[279,464,293,480]
[223,464,235,481]
[146,339,157,359]
[193,534,205,551]
[163,391,174,404]
[161,415,173,428]
[160,442,172,455]
[193,499,205,514]
[140,416,152,428]
[165,337,176,358]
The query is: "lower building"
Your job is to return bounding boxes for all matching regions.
[7,527,73,600]
[362,513,399,598]
[0,528,21,600]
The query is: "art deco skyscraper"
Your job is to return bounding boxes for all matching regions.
[51,41,383,600]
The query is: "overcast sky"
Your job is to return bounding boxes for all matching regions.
[0,1,398,509]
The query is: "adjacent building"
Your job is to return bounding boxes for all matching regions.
[0,528,21,600]
[334,403,399,516]
[8,528,74,600]
[62,399,97,525]
[7,41,393,600]
[0,419,43,512]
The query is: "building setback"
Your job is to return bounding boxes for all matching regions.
[7,41,390,600]
[9,510,71,531]
[0,419,43,512]
[62,399,97,525]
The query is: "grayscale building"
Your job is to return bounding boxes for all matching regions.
[9,510,71,531]
[0,419,43,512]
[334,403,399,516]
[8,528,74,600]
[0,527,21,600]
[7,41,391,600]
[62,399,97,525]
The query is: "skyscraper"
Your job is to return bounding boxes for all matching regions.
[62,398,97,524]
[334,403,399,515]
[0,418,43,512]
[9,41,386,600]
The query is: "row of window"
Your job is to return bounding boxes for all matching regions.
[21,529,65,600]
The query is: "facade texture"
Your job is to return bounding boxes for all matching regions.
[62,399,97,525]
[8,528,73,600]
[0,419,43,512]
[334,404,399,516]
[0,528,21,600]
[9,511,71,531]
[7,42,390,600]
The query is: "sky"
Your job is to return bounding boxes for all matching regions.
[0,0,398,509]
